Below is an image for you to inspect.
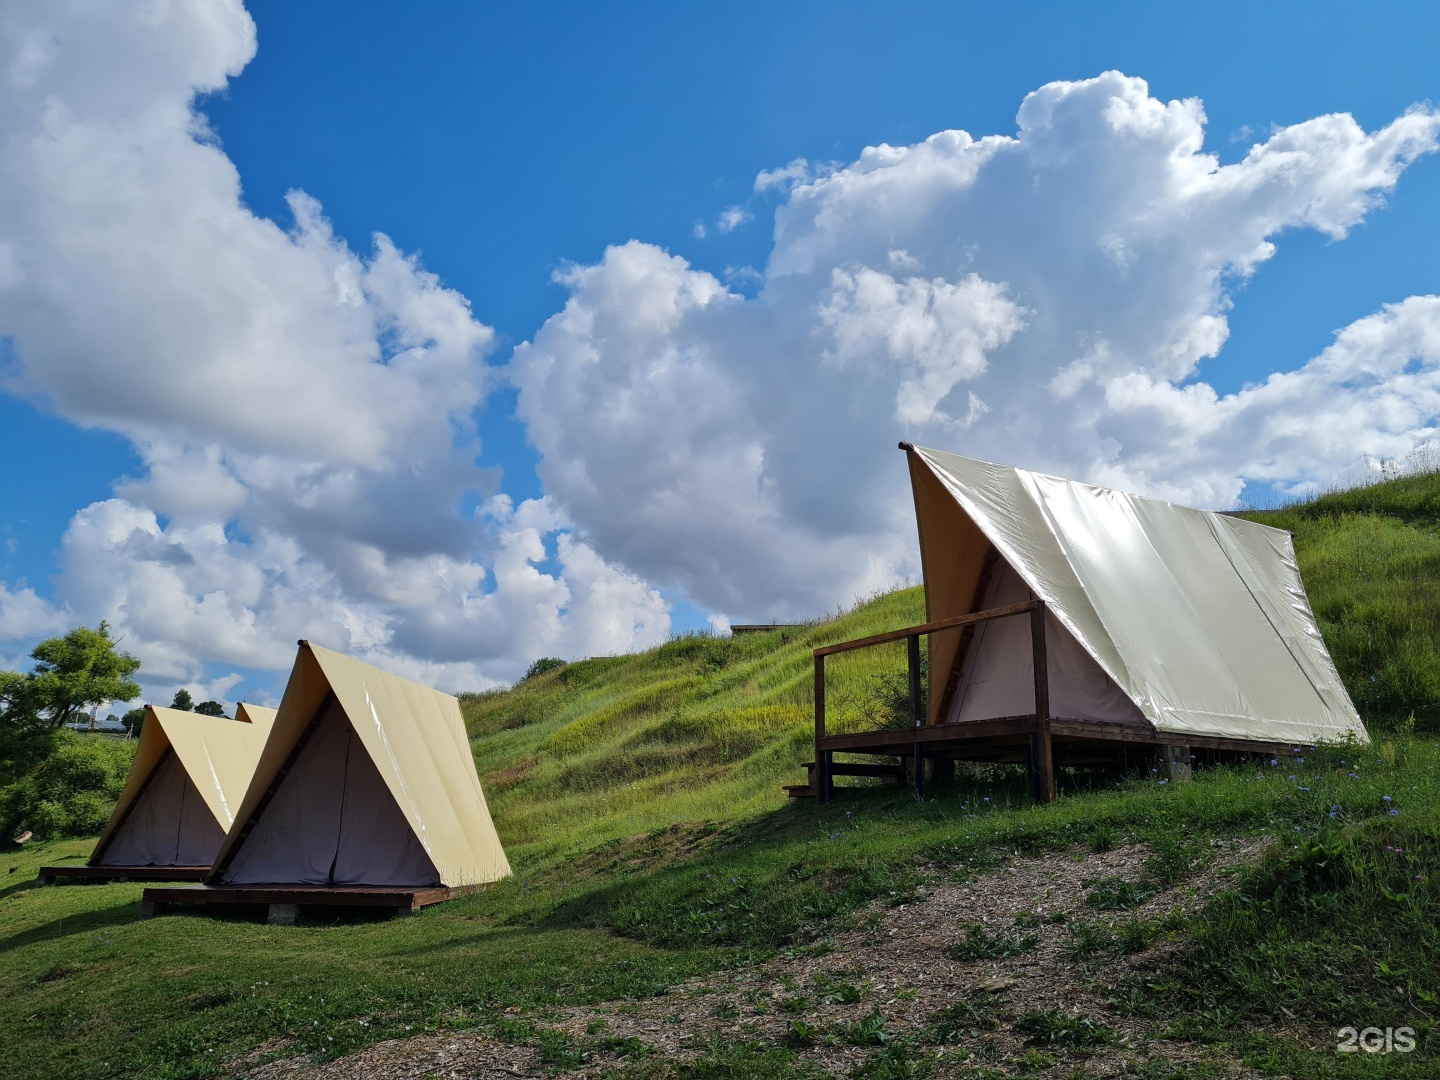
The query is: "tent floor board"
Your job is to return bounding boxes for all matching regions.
[37,865,210,885]
[139,883,484,920]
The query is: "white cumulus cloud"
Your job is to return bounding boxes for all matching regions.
[512,71,1440,619]
[0,0,670,698]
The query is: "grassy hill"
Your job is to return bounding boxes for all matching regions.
[461,586,924,858]
[0,466,1437,1079]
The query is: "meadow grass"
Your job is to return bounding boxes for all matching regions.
[2,468,1438,1076]
[4,736,1437,1077]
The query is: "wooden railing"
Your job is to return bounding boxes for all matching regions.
[813,599,1055,803]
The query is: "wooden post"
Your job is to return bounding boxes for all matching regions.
[1030,603,1055,803]
[814,653,830,803]
[908,632,924,800]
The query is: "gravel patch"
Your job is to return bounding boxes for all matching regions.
[236,840,1271,1079]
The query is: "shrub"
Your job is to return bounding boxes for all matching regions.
[523,657,567,682]
[0,731,134,841]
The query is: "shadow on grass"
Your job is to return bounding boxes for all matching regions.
[0,900,145,952]
[0,875,53,903]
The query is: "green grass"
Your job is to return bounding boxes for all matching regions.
[6,738,1438,1076]
[463,586,926,857]
[2,467,1439,1077]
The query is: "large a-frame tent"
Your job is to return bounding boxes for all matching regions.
[143,642,510,920]
[802,444,1366,804]
[40,703,276,884]
[905,444,1366,748]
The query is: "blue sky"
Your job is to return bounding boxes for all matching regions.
[1,1,1437,707]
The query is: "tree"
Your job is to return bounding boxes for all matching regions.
[170,689,194,712]
[194,700,226,717]
[0,623,141,731]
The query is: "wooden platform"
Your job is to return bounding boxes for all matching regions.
[797,715,1297,799]
[796,598,1304,803]
[37,864,210,885]
[139,883,484,923]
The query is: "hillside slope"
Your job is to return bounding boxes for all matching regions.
[468,467,1440,858]
[462,586,924,855]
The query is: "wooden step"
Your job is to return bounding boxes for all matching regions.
[801,761,906,779]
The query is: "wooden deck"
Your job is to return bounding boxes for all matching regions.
[37,864,211,885]
[139,882,485,923]
[795,600,1304,802]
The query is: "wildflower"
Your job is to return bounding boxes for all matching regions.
[1159,779,1167,785]
[1390,809,1400,817]
[983,797,990,803]
[1383,795,1392,801]
[1299,786,1310,792]
[1349,772,1358,779]
[1288,775,1296,781]
[1270,759,1279,766]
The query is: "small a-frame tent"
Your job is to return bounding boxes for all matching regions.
[40,703,275,884]
[905,444,1367,747]
[200,641,510,899]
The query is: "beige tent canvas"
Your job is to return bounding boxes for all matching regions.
[905,444,1367,747]
[206,641,510,891]
[40,703,275,884]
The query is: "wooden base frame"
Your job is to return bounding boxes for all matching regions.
[139,883,484,922]
[799,597,1304,803]
[37,864,210,885]
[794,718,1298,800]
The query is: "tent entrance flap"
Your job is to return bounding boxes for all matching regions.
[948,557,1147,728]
[222,697,440,887]
[95,749,226,867]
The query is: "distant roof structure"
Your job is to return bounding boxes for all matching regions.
[905,444,1368,747]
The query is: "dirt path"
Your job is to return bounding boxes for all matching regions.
[240,841,1275,1079]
